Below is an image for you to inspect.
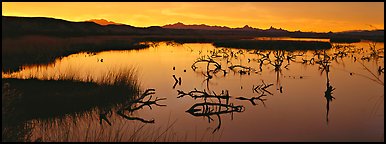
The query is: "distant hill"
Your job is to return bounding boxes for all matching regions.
[162,22,292,32]
[162,22,266,31]
[86,19,123,26]
[162,22,233,31]
[2,16,383,42]
[2,16,147,37]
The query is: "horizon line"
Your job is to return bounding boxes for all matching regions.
[3,15,384,33]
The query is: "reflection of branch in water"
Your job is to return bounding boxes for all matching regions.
[236,93,267,106]
[122,89,156,108]
[229,65,254,75]
[186,102,244,116]
[177,89,231,104]
[172,75,181,89]
[252,80,273,95]
[201,71,213,92]
[117,110,155,123]
[317,50,336,125]
[325,78,335,125]
[186,102,244,133]
[125,96,167,112]
[178,88,244,133]
[99,89,166,125]
[191,57,223,72]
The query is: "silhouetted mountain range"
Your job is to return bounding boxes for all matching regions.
[2,16,384,42]
[85,19,123,26]
[162,22,289,33]
[163,22,233,30]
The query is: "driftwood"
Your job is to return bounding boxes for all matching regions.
[186,102,244,133]
[177,89,231,104]
[191,57,222,71]
[252,80,273,95]
[172,75,182,89]
[125,95,167,112]
[117,110,155,123]
[228,65,254,75]
[99,89,166,125]
[236,93,267,106]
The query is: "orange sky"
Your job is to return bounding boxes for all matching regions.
[2,2,384,32]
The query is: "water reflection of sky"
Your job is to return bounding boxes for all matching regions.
[2,41,384,142]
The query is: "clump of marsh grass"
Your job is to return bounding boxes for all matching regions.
[3,65,140,86]
[2,66,141,129]
[2,66,143,142]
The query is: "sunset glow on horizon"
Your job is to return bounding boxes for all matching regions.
[2,2,384,32]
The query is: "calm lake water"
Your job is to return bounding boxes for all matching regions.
[2,39,384,142]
